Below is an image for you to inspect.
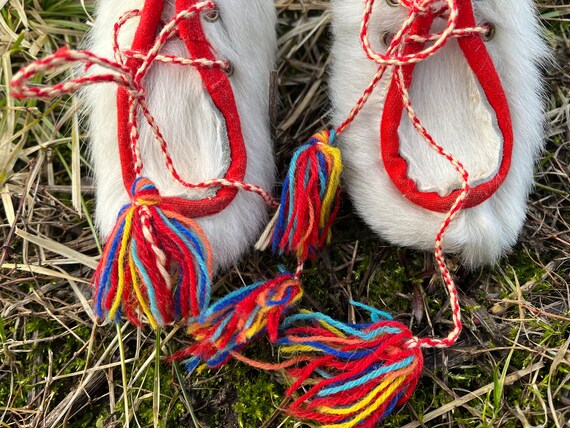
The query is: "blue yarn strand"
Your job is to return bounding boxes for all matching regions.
[317,356,415,397]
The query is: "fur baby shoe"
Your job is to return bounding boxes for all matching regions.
[85,0,277,271]
[12,0,278,326]
[84,0,277,324]
[330,0,548,266]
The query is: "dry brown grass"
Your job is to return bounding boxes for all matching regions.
[1,1,569,427]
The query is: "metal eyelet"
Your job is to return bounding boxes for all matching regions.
[204,7,220,23]
[482,22,496,42]
[380,31,394,47]
[386,0,400,6]
[224,62,234,77]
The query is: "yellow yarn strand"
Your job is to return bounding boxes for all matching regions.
[320,320,347,339]
[318,143,342,228]
[246,310,271,341]
[295,309,346,338]
[247,287,303,338]
[109,208,135,319]
[320,376,406,428]
[319,374,405,415]
[128,249,158,330]
[280,344,323,354]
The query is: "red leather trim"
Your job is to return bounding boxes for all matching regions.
[117,0,164,196]
[116,0,247,218]
[380,0,514,213]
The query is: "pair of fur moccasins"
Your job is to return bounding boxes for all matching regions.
[10,0,548,425]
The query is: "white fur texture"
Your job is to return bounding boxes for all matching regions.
[82,0,276,270]
[330,0,548,266]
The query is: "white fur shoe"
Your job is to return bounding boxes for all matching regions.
[330,0,548,267]
[10,0,277,326]
[83,0,276,271]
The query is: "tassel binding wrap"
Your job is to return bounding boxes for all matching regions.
[276,304,423,428]
[170,272,303,371]
[271,130,342,260]
[93,178,213,329]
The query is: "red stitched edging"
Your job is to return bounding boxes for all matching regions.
[380,0,513,213]
[116,0,247,218]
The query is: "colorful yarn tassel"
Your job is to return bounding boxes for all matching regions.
[276,303,423,428]
[93,177,213,329]
[171,272,302,371]
[269,130,342,260]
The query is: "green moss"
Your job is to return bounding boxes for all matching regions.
[130,360,187,427]
[366,248,414,313]
[186,340,295,428]
[504,248,547,287]
[1,316,94,416]
[233,365,283,428]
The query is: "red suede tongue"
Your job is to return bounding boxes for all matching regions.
[116,0,248,218]
[380,0,514,213]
